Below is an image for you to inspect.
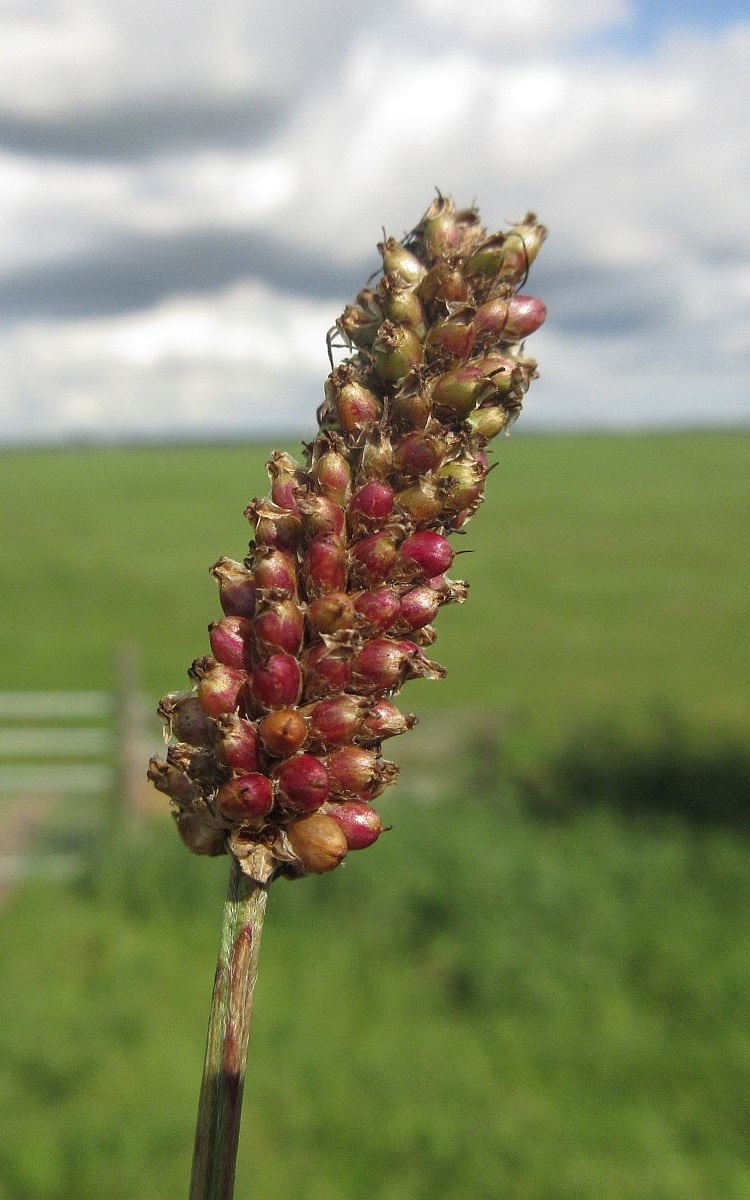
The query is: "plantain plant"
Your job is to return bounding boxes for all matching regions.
[148,194,547,1199]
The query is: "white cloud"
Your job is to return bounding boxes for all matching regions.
[0,3,748,441]
[408,0,632,46]
[0,282,333,441]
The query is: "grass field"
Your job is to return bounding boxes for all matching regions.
[1,429,748,749]
[1,429,749,1199]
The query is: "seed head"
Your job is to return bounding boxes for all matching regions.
[150,196,546,882]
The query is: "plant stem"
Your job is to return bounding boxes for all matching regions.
[189,855,269,1200]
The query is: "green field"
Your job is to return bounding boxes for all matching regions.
[2,430,748,747]
[1,430,750,1199]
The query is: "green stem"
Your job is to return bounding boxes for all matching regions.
[189,855,269,1200]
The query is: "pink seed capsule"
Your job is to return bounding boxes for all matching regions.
[393,430,446,477]
[301,641,354,700]
[252,545,298,597]
[208,615,253,670]
[306,592,357,637]
[430,362,495,420]
[216,772,274,823]
[273,753,330,813]
[215,713,261,771]
[504,294,547,339]
[210,558,257,619]
[351,637,415,694]
[252,597,305,655]
[190,657,249,718]
[158,693,216,747]
[474,294,547,341]
[349,480,395,527]
[313,448,352,506]
[325,368,383,434]
[395,584,441,631]
[303,695,368,749]
[301,532,348,599]
[359,698,418,743]
[321,744,382,799]
[354,585,401,634]
[297,493,347,539]
[349,530,398,586]
[325,800,386,850]
[399,531,454,578]
[251,652,303,711]
[244,499,303,551]
[266,450,304,514]
[425,308,476,361]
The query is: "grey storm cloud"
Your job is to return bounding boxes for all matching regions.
[0,91,289,161]
[0,226,365,320]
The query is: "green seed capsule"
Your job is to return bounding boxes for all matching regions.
[372,321,424,383]
[466,404,511,440]
[378,238,426,287]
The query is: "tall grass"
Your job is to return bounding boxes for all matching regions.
[2,784,750,1199]
[1,430,749,1198]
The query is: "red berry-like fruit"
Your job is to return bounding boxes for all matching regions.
[252,597,305,655]
[215,773,274,823]
[350,530,398,586]
[326,800,385,850]
[208,615,253,669]
[210,557,257,619]
[399,531,454,578]
[215,713,261,771]
[359,697,418,743]
[274,754,330,812]
[190,657,249,718]
[350,480,395,525]
[251,653,303,711]
[303,694,368,749]
[301,532,348,598]
[354,585,401,633]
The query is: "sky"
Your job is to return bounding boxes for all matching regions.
[0,0,749,444]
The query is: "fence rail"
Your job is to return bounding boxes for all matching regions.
[0,649,504,889]
[0,646,155,886]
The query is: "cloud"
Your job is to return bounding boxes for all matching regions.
[0,281,333,442]
[0,2,749,443]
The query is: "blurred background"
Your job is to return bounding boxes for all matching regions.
[1,1,749,1197]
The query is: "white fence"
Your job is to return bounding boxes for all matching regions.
[0,647,154,886]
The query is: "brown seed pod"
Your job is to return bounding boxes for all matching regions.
[286,812,348,873]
